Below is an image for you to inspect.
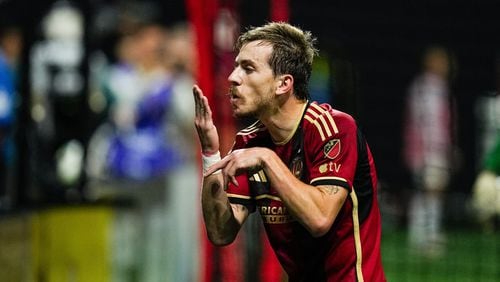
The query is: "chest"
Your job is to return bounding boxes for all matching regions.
[247,141,306,224]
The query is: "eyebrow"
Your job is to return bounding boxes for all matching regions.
[234,58,257,68]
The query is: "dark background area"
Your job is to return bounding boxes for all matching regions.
[283,0,500,195]
[2,0,499,204]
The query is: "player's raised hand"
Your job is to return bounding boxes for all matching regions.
[193,85,220,154]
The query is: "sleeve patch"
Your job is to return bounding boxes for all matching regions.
[324,139,341,160]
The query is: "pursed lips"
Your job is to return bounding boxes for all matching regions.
[229,87,241,105]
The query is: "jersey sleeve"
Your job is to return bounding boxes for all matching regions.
[304,104,358,191]
[225,134,256,213]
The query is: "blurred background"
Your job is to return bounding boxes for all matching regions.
[0,0,499,281]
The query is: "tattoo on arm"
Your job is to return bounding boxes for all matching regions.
[209,182,224,197]
[320,185,340,195]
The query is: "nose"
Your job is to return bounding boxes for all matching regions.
[228,68,240,85]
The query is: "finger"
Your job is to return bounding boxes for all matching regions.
[194,85,213,122]
[201,96,213,118]
[194,85,209,118]
[222,158,239,188]
[193,85,204,117]
[230,175,239,187]
[193,84,203,98]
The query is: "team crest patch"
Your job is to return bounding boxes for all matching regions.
[324,139,341,160]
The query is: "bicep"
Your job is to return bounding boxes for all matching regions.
[316,184,349,216]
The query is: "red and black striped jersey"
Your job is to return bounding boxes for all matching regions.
[226,102,386,282]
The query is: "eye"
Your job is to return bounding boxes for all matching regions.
[242,65,255,73]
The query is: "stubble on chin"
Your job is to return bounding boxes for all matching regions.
[232,108,257,119]
[231,86,274,120]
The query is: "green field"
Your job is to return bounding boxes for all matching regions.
[382,229,499,281]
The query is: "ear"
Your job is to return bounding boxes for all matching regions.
[276,74,294,95]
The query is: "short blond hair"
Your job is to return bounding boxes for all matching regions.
[235,22,318,100]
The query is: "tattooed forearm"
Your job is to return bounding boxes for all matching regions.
[320,185,340,195]
[209,182,224,197]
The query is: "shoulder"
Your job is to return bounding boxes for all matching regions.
[234,120,268,147]
[303,102,356,141]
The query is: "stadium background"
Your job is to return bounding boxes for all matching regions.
[0,0,498,281]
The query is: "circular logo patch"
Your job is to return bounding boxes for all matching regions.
[324,139,341,160]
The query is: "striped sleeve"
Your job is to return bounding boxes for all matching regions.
[304,103,358,191]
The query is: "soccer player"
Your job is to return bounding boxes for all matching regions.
[403,46,456,256]
[194,22,386,281]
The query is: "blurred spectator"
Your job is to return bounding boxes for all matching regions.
[86,21,175,181]
[103,24,179,182]
[472,131,500,232]
[161,22,200,282]
[29,1,88,202]
[402,45,458,257]
[87,21,174,281]
[471,57,500,232]
[0,24,21,209]
[86,14,200,281]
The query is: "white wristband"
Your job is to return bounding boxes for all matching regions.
[202,151,222,175]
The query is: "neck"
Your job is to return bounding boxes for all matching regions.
[260,97,307,145]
